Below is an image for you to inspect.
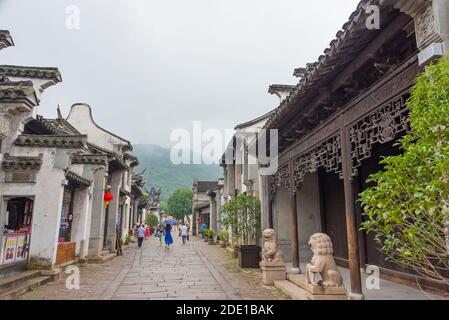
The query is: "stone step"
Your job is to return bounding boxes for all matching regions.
[287,273,308,288]
[274,280,308,300]
[0,270,41,290]
[87,253,117,264]
[287,273,348,297]
[0,276,53,300]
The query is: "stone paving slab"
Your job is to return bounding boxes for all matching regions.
[16,233,287,300]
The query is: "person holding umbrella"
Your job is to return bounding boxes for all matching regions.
[164,220,174,249]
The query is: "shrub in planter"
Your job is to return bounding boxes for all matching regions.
[221,194,261,268]
[208,230,216,245]
[204,229,210,242]
[238,245,261,269]
[218,230,229,248]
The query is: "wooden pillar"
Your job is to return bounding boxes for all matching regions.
[341,126,364,300]
[268,198,274,229]
[192,208,197,236]
[290,191,300,273]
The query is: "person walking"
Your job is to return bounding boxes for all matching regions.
[180,223,188,245]
[201,222,207,239]
[164,223,174,249]
[145,225,151,240]
[137,224,145,248]
[156,224,163,246]
[186,223,190,242]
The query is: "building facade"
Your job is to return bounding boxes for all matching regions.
[191,180,219,235]
[0,32,145,270]
[260,0,449,297]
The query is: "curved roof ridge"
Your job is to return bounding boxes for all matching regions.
[68,103,133,151]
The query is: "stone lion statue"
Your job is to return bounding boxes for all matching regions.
[306,233,344,288]
[262,229,284,263]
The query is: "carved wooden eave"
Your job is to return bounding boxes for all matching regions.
[1,154,43,171]
[268,55,419,197]
[268,84,296,100]
[71,154,108,166]
[124,153,139,167]
[109,153,128,171]
[86,143,128,170]
[33,115,82,136]
[0,30,14,51]
[66,170,91,187]
[0,65,62,88]
[0,78,38,108]
[381,0,431,17]
[120,188,132,198]
[265,0,417,154]
[264,0,398,131]
[131,184,144,198]
[132,174,147,188]
[14,134,88,149]
[87,142,113,156]
[293,67,306,78]
[207,190,217,198]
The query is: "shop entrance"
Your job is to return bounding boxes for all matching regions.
[56,182,78,266]
[1,197,33,266]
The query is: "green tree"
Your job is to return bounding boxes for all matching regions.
[221,194,261,246]
[145,214,159,227]
[167,188,193,220]
[359,56,449,284]
[159,201,168,214]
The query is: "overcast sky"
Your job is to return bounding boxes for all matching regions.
[0,0,359,148]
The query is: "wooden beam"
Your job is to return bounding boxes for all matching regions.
[290,191,301,273]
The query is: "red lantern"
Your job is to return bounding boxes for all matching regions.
[104,192,113,208]
[104,192,113,201]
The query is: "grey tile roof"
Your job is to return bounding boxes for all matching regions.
[194,181,219,193]
[0,30,14,50]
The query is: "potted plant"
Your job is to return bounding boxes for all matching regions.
[208,229,215,245]
[218,230,229,248]
[221,194,261,268]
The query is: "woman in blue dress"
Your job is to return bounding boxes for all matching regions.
[164,223,174,249]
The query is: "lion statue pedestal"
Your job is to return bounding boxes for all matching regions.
[288,233,347,300]
[260,229,287,286]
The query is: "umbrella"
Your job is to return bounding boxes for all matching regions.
[162,219,177,225]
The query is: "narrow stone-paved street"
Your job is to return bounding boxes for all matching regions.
[17,233,287,300]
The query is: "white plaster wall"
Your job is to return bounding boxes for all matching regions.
[70,186,92,259]
[121,196,131,241]
[66,104,128,153]
[0,147,66,266]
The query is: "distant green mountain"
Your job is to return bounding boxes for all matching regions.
[133,144,222,202]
